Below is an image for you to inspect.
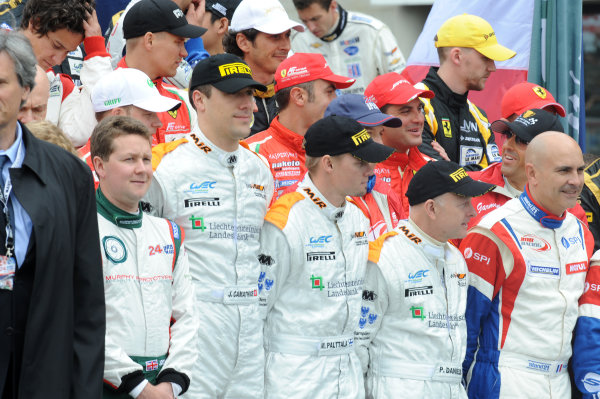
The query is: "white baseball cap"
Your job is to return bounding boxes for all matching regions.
[92,68,181,113]
[229,0,304,34]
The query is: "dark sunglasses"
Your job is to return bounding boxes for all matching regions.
[500,130,529,145]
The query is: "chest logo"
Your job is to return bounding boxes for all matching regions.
[103,236,127,264]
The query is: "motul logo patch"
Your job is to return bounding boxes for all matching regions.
[566,261,588,274]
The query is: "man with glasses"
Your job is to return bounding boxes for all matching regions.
[468,108,587,229]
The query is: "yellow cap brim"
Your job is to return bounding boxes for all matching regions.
[476,43,516,61]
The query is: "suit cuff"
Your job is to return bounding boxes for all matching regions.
[118,370,146,394]
[156,368,190,394]
[129,379,148,398]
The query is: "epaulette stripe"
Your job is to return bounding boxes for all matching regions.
[264,192,305,230]
[152,138,188,171]
[368,231,398,264]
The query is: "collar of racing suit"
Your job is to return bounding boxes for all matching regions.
[424,67,469,110]
[189,130,242,168]
[519,185,566,229]
[407,217,447,259]
[270,116,305,154]
[320,4,348,42]
[298,173,347,221]
[382,148,428,172]
[254,82,276,99]
[96,187,143,229]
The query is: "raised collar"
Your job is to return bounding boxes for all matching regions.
[381,147,426,171]
[96,187,142,229]
[188,130,242,168]
[298,174,346,222]
[269,116,305,154]
[407,218,445,259]
[424,67,469,108]
[320,4,348,42]
[519,185,565,229]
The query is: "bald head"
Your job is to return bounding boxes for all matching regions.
[18,65,49,124]
[525,131,584,216]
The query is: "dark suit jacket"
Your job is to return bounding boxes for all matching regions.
[0,123,105,398]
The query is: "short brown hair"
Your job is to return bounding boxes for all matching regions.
[26,120,77,155]
[90,116,152,161]
[223,29,259,58]
[436,46,451,64]
[275,81,314,111]
[21,0,94,36]
[292,0,331,10]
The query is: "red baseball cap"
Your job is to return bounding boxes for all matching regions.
[501,82,566,119]
[275,53,355,92]
[365,72,434,109]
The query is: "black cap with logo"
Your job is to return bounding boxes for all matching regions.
[304,115,394,163]
[205,0,242,21]
[491,108,564,144]
[406,161,495,206]
[189,53,267,93]
[124,0,207,39]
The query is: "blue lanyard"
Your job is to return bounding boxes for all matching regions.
[0,137,24,258]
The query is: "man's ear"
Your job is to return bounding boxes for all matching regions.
[92,155,105,179]
[423,198,437,219]
[192,89,207,112]
[525,163,536,186]
[217,18,229,35]
[448,47,462,66]
[236,32,251,53]
[289,86,307,106]
[143,32,155,50]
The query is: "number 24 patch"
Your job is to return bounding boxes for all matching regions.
[148,244,174,256]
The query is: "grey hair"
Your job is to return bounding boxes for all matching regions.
[0,30,37,91]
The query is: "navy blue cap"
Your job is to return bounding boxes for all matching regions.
[324,94,402,128]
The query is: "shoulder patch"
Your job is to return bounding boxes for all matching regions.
[265,192,305,230]
[349,12,382,29]
[152,138,188,171]
[368,231,399,264]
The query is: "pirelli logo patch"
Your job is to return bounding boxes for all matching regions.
[351,129,370,146]
[218,62,252,77]
[449,168,468,182]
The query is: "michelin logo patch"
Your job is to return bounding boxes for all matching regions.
[528,262,560,278]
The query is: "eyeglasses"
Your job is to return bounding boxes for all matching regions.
[500,130,529,146]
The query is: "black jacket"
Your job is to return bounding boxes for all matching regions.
[251,92,278,137]
[0,124,105,398]
[581,157,600,252]
[418,67,500,171]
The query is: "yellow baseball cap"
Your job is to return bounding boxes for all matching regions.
[435,14,516,61]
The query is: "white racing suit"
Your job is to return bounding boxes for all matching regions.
[105,0,194,89]
[459,188,594,398]
[356,219,468,399]
[97,189,197,396]
[259,174,370,399]
[291,6,405,95]
[145,131,273,398]
[46,36,113,146]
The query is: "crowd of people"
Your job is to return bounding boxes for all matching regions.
[1,0,600,398]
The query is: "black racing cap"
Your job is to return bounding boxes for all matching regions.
[304,115,394,163]
[123,0,207,40]
[491,108,564,144]
[406,160,495,206]
[205,0,242,21]
[189,53,267,93]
